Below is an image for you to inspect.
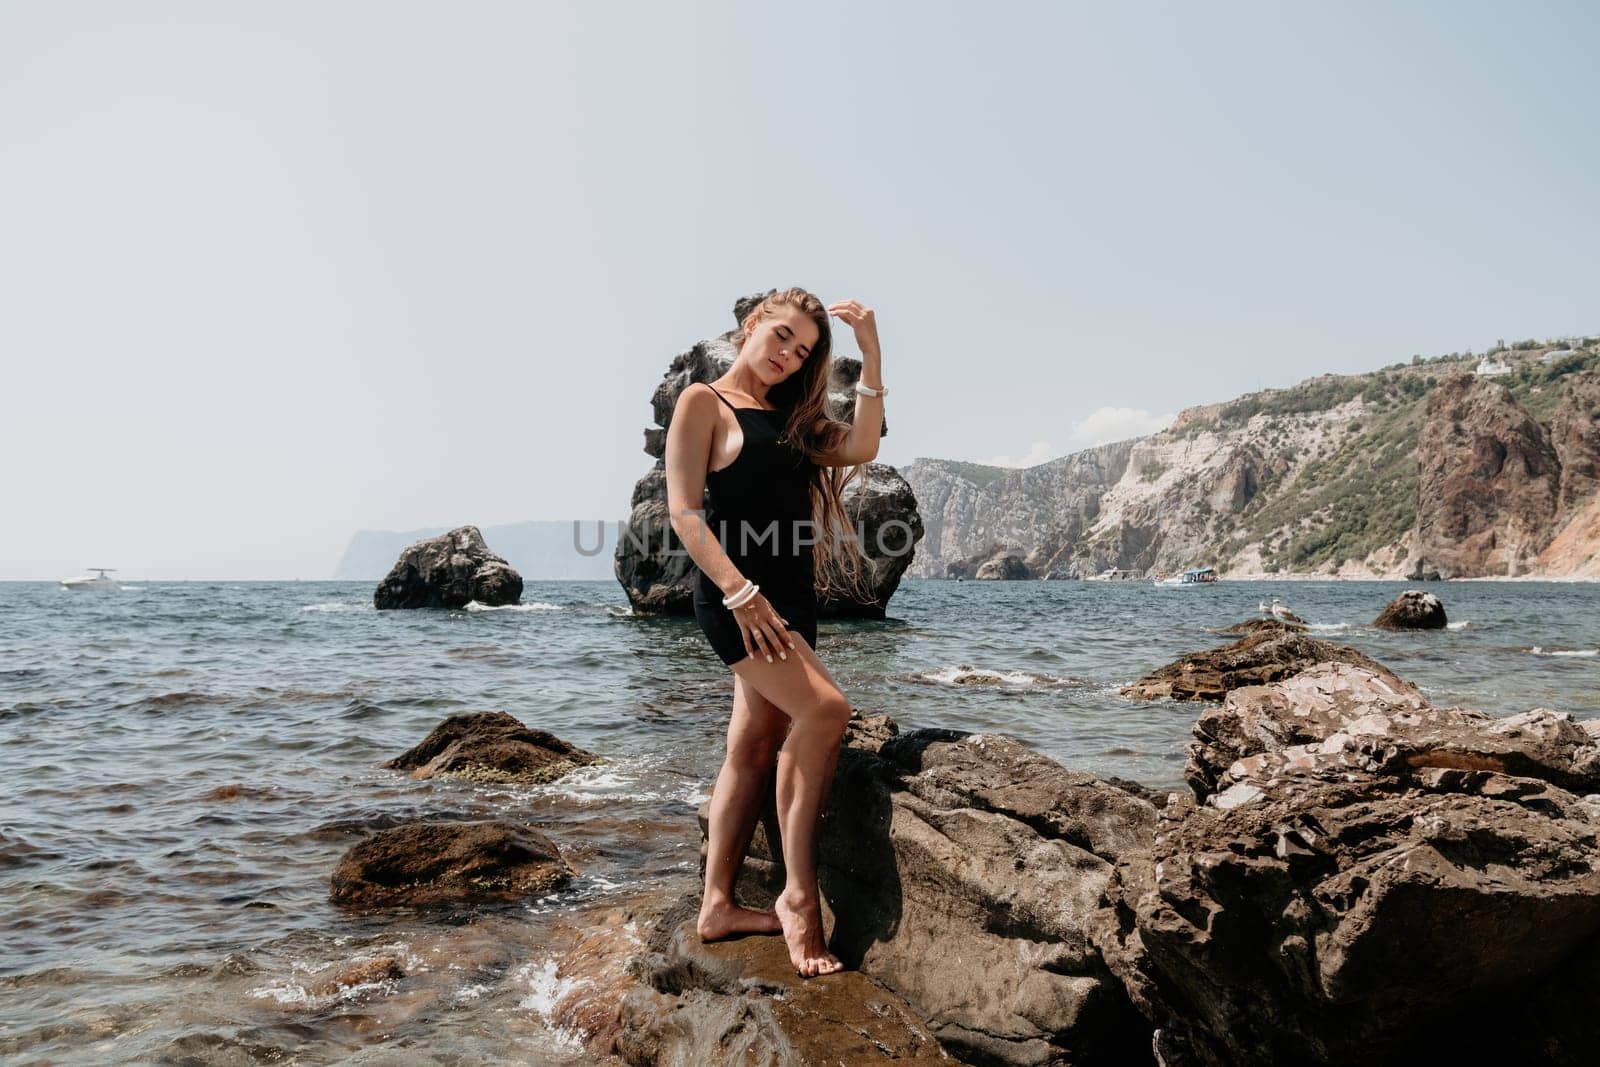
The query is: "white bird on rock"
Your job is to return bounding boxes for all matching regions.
[1270,597,1306,625]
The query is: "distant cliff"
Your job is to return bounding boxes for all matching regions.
[903,338,1600,579]
[334,520,617,581]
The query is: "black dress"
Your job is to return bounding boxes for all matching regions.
[691,385,818,665]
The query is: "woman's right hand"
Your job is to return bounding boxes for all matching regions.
[730,590,794,663]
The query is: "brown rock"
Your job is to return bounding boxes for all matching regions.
[1372,589,1448,630]
[1219,617,1307,635]
[1415,374,1560,577]
[329,820,572,908]
[1552,369,1600,515]
[384,710,599,785]
[1121,627,1404,702]
[612,897,950,1066]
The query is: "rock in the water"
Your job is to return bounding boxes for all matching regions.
[1118,662,1600,1066]
[1122,626,1404,701]
[373,525,523,609]
[719,717,1161,1065]
[329,820,572,908]
[384,710,599,785]
[1373,589,1448,629]
[615,293,923,619]
[613,896,950,1066]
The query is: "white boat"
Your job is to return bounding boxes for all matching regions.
[61,567,120,591]
[1085,568,1133,581]
[1153,566,1218,587]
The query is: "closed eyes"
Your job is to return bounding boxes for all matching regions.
[778,326,810,359]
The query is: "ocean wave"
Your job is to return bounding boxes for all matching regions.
[1447,621,1471,630]
[905,665,1082,690]
[465,601,563,613]
[1309,623,1353,633]
[299,601,371,613]
[478,757,707,807]
[515,958,589,1051]
[1529,646,1598,658]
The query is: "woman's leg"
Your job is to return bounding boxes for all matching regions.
[698,673,789,940]
[730,632,852,977]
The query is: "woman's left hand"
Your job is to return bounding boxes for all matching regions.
[828,299,880,360]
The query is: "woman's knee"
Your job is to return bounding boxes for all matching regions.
[812,690,853,734]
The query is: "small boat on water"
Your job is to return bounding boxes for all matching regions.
[61,568,120,591]
[1153,566,1218,587]
[1085,568,1134,581]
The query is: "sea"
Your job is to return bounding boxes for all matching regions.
[3,578,1597,1064]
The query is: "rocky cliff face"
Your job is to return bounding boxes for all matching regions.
[1415,374,1561,577]
[902,341,1600,579]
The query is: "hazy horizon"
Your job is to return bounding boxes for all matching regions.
[5,2,1597,580]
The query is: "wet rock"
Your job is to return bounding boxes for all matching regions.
[614,896,950,1066]
[615,292,923,618]
[1373,589,1448,630]
[373,525,523,609]
[329,820,572,908]
[384,710,600,785]
[306,955,405,997]
[1122,626,1404,702]
[722,720,1160,1065]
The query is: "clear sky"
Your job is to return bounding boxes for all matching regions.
[3,1,1596,579]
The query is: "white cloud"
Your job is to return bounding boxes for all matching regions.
[1069,407,1175,447]
[984,440,1057,469]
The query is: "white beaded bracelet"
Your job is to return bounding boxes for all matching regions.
[722,581,759,609]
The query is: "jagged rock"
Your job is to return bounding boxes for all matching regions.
[1416,373,1561,577]
[373,525,522,609]
[615,293,922,618]
[1121,626,1404,702]
[1552,369,1600,515]
[1373,589,1448,630]
[718,717,1160,1065]
[329,820,572,908]
[383,710,600,785]
[1121,663,1600,1066]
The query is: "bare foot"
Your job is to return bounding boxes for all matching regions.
[697,899,783,941]
[774,890,844,977]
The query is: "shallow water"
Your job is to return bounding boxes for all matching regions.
[2,578,1596,1063]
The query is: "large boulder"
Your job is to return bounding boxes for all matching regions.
[1415,374,1561,577]
[1121,625,1405,702]
[1117,662,1600,1066]
[383,710,600,785]
[615,293,923,618]
[719,715,1161,1065]
[329,820,572,908]
[373,525,523,609]
[1373,589,1448,630]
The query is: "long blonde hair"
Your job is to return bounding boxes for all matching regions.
[732,287,878,606]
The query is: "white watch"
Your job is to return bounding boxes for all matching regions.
[854,381,886,398]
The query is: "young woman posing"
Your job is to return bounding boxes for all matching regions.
[664,287,886,977]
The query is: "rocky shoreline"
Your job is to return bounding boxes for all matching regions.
[322,593,1600,1065]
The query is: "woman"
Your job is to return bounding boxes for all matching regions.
[663,287,886,978]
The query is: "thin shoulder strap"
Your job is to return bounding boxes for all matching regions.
[704,383,739,414]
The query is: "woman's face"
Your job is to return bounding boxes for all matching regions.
[742,305,821,385]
